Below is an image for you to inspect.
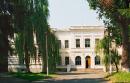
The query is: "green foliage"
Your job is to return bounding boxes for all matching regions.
[13,0,60,73]
[87,0,127,46]
[10,72,54,81]
[111,50,120,65]
[47,32,60,73]
[95,36,110,67]
[119,9,130,18]
[96,36,120,72]
[87,0,130,70]
[108,72,130,82]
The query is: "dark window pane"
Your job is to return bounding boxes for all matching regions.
[76,39,80,48]
[85,39,90,47]
[58,40,61,48]
[65,57,69,65]
[65,40,69,48]
[75,56,81,65]
[95,56,100,65]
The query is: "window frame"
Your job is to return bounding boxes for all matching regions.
[58,40,61,48]
[85,38,90,48]
[95,56,100,65]
[76,39,80,48]
[75,56,81,65]
[65,57,69,65]
[65,40,69,48]
[95,38,100,44]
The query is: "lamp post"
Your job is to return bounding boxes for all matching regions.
[109,32,112,74]
[45,32,49,76]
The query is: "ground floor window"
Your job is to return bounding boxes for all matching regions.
[75,56,81,65]
[65,57,69,65]
[95,56,100,65]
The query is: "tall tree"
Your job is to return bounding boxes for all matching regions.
[87,0,130,72]
[0,0,13,72]
[14,0,36,72]
[14,0,60,73]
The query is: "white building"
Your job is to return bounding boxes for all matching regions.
[53,26,105,70]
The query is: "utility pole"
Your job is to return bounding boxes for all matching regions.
[45,32,49,76]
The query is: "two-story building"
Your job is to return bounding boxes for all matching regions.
[53,26,105,70]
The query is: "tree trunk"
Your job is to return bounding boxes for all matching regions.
[0,42,8,72]
[115,63,119,72]
[120,24,130,72]
[0,15,10,72]
[42,55,47,73]
[24,43,30,73]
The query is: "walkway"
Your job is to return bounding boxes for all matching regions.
[33,69,109,83]
[0,69,109,83]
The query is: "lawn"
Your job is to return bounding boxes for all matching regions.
[9,72,55,81]
[106,72,130,82]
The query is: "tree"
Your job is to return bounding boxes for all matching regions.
[13,0,60,73]
[95,36,110,72]
[0,0,13,72]
[87,0,130,72]
[111,49,120,72]
[14,0,38,72]
[47,31,60,73]
[95,35,120,72]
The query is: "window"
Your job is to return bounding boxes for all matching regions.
[65,40,69,48]
[95,39,100,44]
[75,56,81,65]
[95,56,100,65]
[65,57,69,65]
[58,40,61,48]
[85,39,90,47]
[76,39,80,48]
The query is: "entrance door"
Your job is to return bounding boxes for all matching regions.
[86,56,91,68]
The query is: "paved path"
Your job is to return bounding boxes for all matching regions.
[33,69,109,83]
[0,69,109,83]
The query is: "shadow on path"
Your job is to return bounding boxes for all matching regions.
[33,78,109,83]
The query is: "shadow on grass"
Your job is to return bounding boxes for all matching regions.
[9,72,52,81]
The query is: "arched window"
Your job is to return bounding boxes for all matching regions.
[95,56,100,65]
[75,56,81,65]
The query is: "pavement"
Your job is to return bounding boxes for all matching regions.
[0,69,109,83]
[33,69,109,83]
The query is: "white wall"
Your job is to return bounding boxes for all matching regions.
[54,26,104,69]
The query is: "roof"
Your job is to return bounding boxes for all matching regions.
[51,26,105,32]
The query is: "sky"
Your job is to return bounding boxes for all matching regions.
[48,0,104,28]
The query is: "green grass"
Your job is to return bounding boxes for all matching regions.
[106,72,130,82]
[9,72,55,81]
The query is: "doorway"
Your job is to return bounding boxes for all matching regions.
[86,56,91,68]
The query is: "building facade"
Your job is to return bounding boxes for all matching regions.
[53,26,105,69]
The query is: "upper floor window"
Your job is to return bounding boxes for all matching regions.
[65,40,69,48]
[85,39,90,47]
[95,38,100,44]
[95,56,100,65]
[58,40,61,48]
[65,57,69,65]
[75,56,81,65]
[76,39,80,48]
